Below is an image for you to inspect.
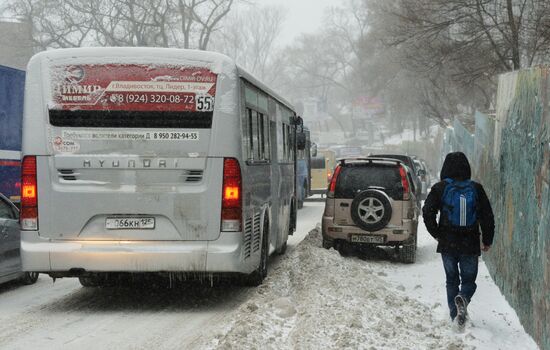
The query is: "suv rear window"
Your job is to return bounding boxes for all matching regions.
[49,110,213,128]
[334,164,403,200]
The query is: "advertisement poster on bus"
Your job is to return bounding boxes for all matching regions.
[49,64,217,112]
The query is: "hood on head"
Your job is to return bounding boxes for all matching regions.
[440,152,471,180]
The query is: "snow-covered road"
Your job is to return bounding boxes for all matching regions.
[0,201,539,350]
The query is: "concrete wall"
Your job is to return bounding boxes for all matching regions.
[444,68,550,350]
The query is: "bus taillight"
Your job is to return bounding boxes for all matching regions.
[221,158,242,232]
[21,156,38,230]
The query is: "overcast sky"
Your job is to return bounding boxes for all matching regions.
[253,0,333,44]
[0,0,334,45]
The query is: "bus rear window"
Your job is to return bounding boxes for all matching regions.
[49,110,213,128]
[311,157,326,169]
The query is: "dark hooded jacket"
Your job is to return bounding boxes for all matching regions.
[422,152,495,256]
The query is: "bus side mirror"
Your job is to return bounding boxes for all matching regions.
[311,143,318,157]
[296,132,307,150]
[291,115,304,126]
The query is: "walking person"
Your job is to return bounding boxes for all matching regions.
[422,152,495,327]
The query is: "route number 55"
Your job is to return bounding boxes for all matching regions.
[196,95,214,111]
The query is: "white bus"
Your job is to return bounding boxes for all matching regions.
[20,48,305,286]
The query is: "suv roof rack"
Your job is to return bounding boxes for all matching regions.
[337,157,403,167]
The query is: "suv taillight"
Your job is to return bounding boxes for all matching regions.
[327,165,342,197]
[221,158,242,232]
[399,166,410,200]
[21,156,38,230]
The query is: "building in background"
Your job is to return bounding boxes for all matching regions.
[301,97,347,146]
[0,20,34,69]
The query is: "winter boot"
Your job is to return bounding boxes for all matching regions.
[454,295,468,327]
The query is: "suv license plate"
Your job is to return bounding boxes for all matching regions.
[106,217,155,230]
[351,235,384,244]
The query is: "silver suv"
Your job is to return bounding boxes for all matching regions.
[321,158,419,263]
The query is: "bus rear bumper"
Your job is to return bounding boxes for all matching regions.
[21,232,254,275]
[310,189,327,195]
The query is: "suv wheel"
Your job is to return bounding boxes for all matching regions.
[351,190,392,232]
[337,241,353,257]
[400,234,417,264]
[322,236,333,249]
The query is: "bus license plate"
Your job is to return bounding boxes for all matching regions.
[106,217,155,230]
[351,235,384,244]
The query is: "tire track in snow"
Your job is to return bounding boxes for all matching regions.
[0,203,325,349]
[0,282,253,349]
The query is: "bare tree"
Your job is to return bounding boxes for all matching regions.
[360,0,550,124]
[176,0,235,50]
[277,0,369,134]
[210,4,286,84]
[3,0,91,49]
[3,0,238,49]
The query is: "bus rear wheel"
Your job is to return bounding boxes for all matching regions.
[276,241,287,255]
[21,272,39,285]
[241,218,269,286]
[79,276,102,287]
[79,273,111,287]
[298,181,307,209]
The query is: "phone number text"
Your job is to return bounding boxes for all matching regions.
[152,132,199,140]
[109,93,195,104]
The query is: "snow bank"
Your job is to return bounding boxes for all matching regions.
[202,228,469,350]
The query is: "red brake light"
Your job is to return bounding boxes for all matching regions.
[328,165,342,195]
[399,166,410,200]
[22,183,36,204]
[21,156,38,230]
[224,186,239,201]
[221,158,242,232]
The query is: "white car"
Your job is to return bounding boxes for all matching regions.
[413,159,429,200]
[0,193,38,285]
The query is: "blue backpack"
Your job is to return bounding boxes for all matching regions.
[441,178,477,227]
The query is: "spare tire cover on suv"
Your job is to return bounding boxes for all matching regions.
[351,189,392,232]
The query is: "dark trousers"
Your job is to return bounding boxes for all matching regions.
[441,254,479,320]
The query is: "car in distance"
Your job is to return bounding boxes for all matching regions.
[321,158,418,263]
[370,153,423,205]
[310,150,336,196]
[413,158,429,200]
[0,193,39,285]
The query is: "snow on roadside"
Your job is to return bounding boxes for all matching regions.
[374,224,539,350]
[201,227,470,350]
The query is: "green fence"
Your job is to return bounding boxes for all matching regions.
[443,68,550,350]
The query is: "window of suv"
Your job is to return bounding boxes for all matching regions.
[334,164,404,200]
[372,154,420,197]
